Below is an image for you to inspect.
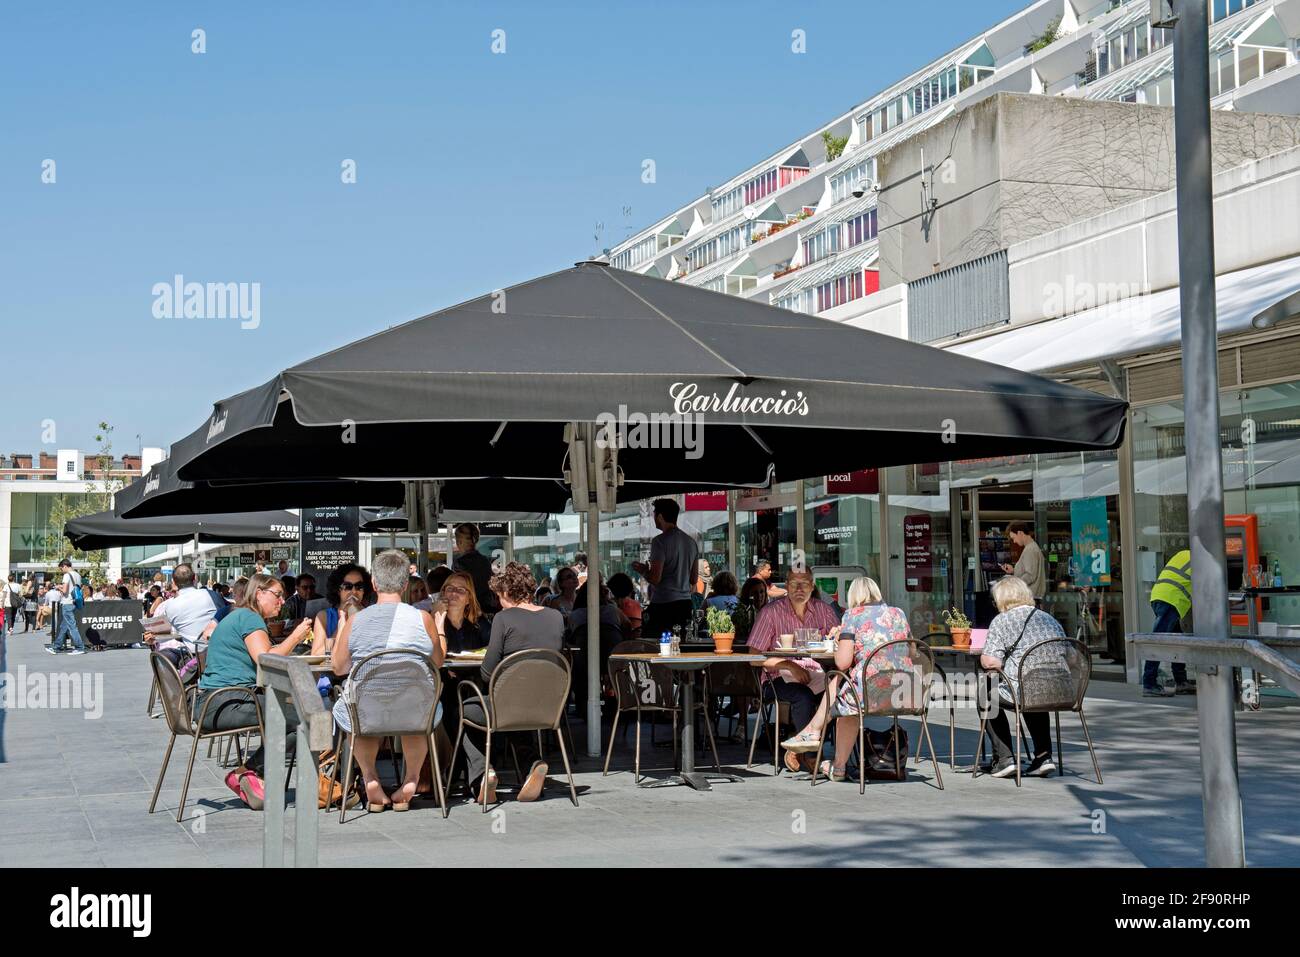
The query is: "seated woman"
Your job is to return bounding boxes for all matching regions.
[310,563,374,656]
[435,571,491,652]
[705,571,740,613]
[459,562,564,804]
[780,577,913,781]
[404,574,430,608]
[194,573,315,808]
[330,549,444,811]
[731,576,768,645]
[545,566,579,620]
[567,575,630,720]
[606,572,642,637]
[980,576,1066,778]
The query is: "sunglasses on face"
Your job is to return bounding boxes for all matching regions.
[340,581,365,592]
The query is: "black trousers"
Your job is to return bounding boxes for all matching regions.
[195,688,299,776]
[770,679,819,744]
[458,700,542,788]
[987,708,1052,763]
[644,600,693,640]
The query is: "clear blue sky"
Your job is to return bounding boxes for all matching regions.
[1,0,1028,456]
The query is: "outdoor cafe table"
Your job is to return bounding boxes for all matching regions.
[608,651,765,791]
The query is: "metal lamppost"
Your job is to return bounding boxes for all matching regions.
[1160,0,1246,867]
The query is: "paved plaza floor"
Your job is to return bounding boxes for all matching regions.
[2,630,1297,868]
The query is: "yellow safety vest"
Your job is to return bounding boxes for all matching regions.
[1150,549,1193,618]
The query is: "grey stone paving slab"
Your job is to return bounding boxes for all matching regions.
[3,633,1299,866]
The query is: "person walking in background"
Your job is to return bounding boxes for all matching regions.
[1144,548,1195,697]
[21,576,38,632]
[4,573,21,638]
[630,498,698,639]
[50,558,86,655]
[1000,521,1046,603]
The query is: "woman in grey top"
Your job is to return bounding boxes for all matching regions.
[331,549,444,811]
[979,576,1069,779]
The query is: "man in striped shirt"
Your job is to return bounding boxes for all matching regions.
[746,567,841,771]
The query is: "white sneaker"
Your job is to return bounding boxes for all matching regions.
[67,649,87,656]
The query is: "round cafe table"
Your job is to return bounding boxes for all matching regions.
[608,651,765,791]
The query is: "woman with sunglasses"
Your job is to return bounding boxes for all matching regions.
[195,572,314,809]
[311,564,374,656]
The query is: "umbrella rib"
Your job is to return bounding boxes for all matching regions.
[598,267,748,378]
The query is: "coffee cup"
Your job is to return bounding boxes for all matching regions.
[778,633,795,649]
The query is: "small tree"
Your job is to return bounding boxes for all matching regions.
[821,130,849,162]
[48,421,122,582]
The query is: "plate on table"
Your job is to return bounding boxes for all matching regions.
[300,655,328,665]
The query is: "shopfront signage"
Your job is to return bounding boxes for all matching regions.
[213,556,232,568]
[825,470,878,494]
[1070,496,1111,586]
[271,547,290,560]
[685,491,728,511]
[74,601,144,648]
[239,552,255,565]
[903,514,933,592]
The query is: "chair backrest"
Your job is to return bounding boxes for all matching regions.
[1013,637,1090,712]
[149,652,194,735]
[708,659,760,699]
[489,648,571,732]
[607,640,674,710]
[859,638,936,717]
[346,649,441,737]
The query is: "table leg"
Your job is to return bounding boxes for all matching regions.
[638,667,745,791]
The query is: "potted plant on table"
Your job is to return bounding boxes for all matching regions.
[942,607,973,650]
[706,606,736,655]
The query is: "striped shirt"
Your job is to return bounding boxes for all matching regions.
[746,597,841,692]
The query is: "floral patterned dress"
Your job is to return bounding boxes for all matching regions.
[832,604,915,716]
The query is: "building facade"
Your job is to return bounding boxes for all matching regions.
[603,0,1300,682]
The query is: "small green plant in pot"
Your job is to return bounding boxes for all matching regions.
[942,607,973,649]
[706,606,736,655]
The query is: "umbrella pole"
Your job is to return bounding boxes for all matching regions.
[585,504,601,757]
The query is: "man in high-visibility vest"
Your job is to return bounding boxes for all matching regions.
[1145,549,1195,696]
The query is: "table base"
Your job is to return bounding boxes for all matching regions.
[638,770,745,791]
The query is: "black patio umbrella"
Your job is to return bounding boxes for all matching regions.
[114,456,405,519]
[358,507,548,533]
[65,508,301,551]
[148,261,1126,508]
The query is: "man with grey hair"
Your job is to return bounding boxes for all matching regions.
[371,548,412,595]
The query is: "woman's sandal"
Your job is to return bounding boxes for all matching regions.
[780,731,822,753]
[390,782,418,812]
[477,768,498,805]
[364,781,391,813]
[818,760,848,782]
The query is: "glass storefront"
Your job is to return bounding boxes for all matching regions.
[9,491,105,565]
[1133,381,1300,631]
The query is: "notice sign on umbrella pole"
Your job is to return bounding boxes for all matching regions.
[301,506,360,587]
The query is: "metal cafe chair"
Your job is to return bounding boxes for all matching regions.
[708,654,762,745]
[817,637,944,792]
[449,648,578,812]
[332,649,447,822]
[747,678,792,773]
[602,640,720,781]
[147,652,263,823]
[973,637,1102,788]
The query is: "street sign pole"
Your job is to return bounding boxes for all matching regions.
[1169,0,1246,867]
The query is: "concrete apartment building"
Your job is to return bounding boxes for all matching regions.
[602,0,1300,684]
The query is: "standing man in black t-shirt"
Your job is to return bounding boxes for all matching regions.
[630,498,699,639]
[453,523,498,614]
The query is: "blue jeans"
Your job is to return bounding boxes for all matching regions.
[1142,599,1187,688]
[55,604,85,652]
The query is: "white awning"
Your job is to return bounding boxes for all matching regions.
[944,255,1300,373]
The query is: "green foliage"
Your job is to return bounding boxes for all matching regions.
[821,130,849,162]
[942,607,972,630]
[1026,16,1062,53]
[706,605,734,635]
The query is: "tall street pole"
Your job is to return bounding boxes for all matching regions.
[1171,0,1245,867]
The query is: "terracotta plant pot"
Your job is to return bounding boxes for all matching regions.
[950,627,971,650]
[712,632,735,655]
